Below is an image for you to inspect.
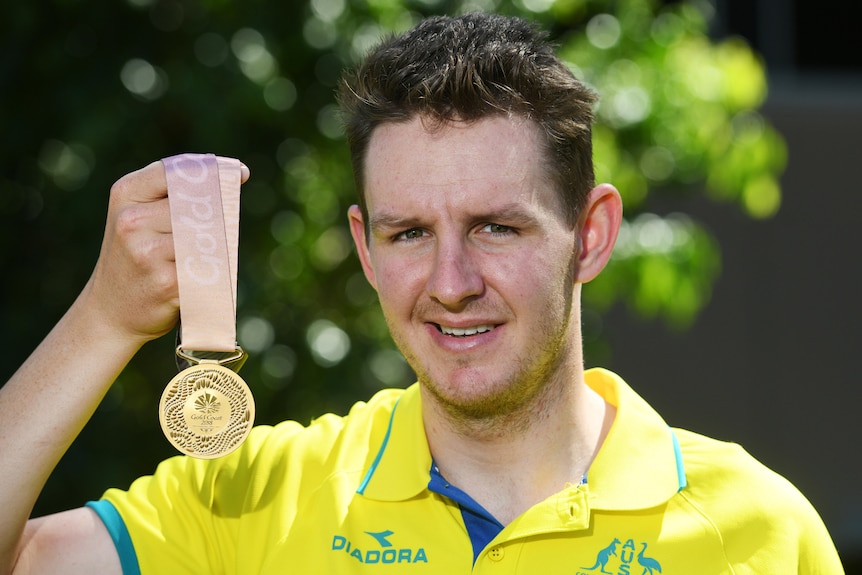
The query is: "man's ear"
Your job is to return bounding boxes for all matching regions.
[575,183,623,284]
[348,204,378,290]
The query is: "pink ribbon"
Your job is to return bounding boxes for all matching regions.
[162,153,242,353]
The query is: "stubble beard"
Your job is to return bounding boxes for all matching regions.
[388,297,577,441]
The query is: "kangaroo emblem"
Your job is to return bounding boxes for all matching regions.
[637,542,662,574]
[582,538,621,574]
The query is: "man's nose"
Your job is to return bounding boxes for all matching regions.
[426,239,484,309]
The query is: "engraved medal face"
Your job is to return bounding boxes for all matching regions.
[159,363,255,459]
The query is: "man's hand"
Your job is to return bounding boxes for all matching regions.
[0,157,249,575]
[84,159,250,345]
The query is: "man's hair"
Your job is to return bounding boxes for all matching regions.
[337,12,598,228]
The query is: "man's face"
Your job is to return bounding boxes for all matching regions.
[350,115,583,422]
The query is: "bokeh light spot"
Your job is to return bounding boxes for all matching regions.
[264,77,297,111]
[307,319,351,367]
[194,32,229,67]
[38,140,94,191]
[238,316,275,353]
[586,14,621,50]
[120,58,168,100]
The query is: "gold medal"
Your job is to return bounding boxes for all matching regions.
[159,360,255,459]
[161,153,252,458]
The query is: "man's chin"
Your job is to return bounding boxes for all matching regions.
[419,376,520,419]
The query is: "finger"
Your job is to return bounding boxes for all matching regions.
[110,160,169,206]
[129,196,172,236]
[112,157,249,210]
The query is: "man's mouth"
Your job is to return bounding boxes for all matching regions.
[436,324,496,337]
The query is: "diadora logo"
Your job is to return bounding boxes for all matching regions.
[577,538,663,575]
[331,530,429,564]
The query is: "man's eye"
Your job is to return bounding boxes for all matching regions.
[482,223,512,234]
[397,228,425,241]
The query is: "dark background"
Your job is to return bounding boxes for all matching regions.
[603,0,861,569]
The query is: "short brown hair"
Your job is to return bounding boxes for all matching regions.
[337,12,598,228]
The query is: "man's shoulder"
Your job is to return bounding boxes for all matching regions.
[675,428,796,495]
[242,386,409,462]
[672,427,817,523]
[670,428,842,570]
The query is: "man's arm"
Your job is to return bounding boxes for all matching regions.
[13,509,123,575]
[0,159,247,574]
[0,281,159,575]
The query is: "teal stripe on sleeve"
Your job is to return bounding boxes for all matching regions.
[86,500,141,575]
[670,429,687,491]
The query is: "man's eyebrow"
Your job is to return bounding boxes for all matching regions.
[471,204,542,226]
[368,213,424,233]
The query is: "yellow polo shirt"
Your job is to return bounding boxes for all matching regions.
[90,368,843,574]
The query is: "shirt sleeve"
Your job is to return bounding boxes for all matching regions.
[85,499,141,575]
[795,499,846,574]
[676,429,845,573]
[95,423,302,575]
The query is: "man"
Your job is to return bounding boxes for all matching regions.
[0,12,842,575]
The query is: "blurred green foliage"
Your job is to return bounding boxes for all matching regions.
[0,0,784,513]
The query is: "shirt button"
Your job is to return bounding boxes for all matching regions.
[488,547,504,561]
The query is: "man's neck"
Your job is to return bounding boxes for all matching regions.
[421,374,615,525]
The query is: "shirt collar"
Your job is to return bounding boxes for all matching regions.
[356,383,431,501]
[357,368,685,510]
[584,368,686,510]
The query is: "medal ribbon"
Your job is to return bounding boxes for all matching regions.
[163,153,242,353]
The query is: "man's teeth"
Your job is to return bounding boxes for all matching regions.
[439,325,494,337]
